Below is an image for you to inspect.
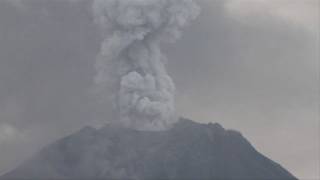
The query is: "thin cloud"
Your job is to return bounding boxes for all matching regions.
[0,124,22,145]
[224,0,319,33]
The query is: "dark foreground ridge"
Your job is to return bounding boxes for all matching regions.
[2,118,297,180]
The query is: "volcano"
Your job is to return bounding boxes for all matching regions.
[2,118,297,179]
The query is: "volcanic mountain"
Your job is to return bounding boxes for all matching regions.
[2,118,297,179]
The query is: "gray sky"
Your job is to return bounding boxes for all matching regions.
[0,0,319,179]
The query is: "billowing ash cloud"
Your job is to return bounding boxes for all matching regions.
[93,0,199,130]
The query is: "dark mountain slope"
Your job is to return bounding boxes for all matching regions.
[2,118,297,180]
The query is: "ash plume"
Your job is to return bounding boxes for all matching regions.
[93,0,200,130]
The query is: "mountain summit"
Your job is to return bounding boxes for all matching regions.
[2,118,297,179]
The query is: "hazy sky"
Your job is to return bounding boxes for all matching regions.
[0,0,319,179]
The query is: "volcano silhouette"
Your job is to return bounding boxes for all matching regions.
[2,118,297,180]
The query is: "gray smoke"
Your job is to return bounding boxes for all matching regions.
[93,0,200,130]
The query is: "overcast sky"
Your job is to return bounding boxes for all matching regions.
[0,0,319,179]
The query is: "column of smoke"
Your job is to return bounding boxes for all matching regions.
[93,0,199,130]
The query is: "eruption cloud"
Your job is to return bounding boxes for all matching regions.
[93,0,200,130]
